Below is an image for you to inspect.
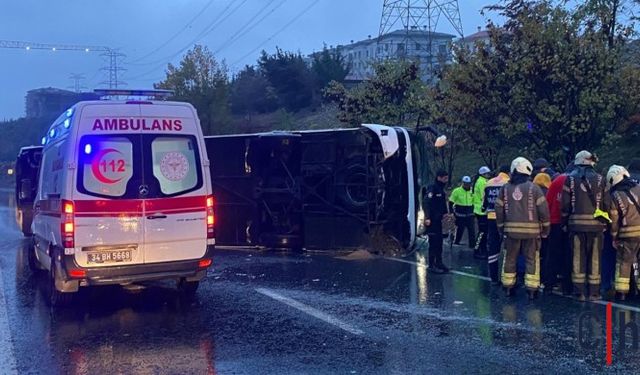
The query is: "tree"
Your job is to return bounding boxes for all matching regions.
[325,60,460,177]
[324,60,429,126]
[311,46,351,91]
[444,0,637,166]
[258,48,316,112]
[229,65,278,117]
[431,42,513,168]
[155,45,231,135]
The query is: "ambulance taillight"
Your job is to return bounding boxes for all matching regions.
[206,196,215,239]
[61,200,75,248]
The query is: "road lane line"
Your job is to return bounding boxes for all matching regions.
[383,256,640,313]
[255,287,364,335]
[383,256,491,281]
[0,264,18,374]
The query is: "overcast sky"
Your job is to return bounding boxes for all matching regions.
[0,0,497,120]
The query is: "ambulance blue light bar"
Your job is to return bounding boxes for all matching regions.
[94,89,174,99]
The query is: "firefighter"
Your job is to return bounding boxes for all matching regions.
[473,166,492,259]
[483,165,510,284]
[423,170,451,274]
[495,157,550,299]
[450,176,476,248]
[607,165,640,301]
[561,151,611,301]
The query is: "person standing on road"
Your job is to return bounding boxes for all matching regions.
[561,151,610,301]
[543,164,575,295]
[423,170,452,274]
[495,157,550,299]
[607,165,640,301]
[483,165,510,285]
[473,166,491,260]
[450,176,476,248]
[533,172,551,195]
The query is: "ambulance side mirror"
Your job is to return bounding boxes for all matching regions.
[19,179,33,201]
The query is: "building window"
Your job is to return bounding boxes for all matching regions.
[385,44,389,51]
[415,43,421,51]
[439,44,447,55]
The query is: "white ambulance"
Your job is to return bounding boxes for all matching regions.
[29,90,215,306]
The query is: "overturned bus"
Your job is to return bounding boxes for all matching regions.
[205,124,445,253]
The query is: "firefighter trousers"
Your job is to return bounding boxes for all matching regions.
[571,232,604,297]
[614,240,640,295]
[502,237,541,291]
[487,219,503,282]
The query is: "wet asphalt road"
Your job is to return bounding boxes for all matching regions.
[1,189,640,374]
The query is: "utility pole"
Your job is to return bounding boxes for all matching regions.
[378,0,464,81]
[68,73,87,92]
[100,49,127,89]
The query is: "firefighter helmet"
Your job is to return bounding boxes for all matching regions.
[607,165,630,187]
[511,157,533,176]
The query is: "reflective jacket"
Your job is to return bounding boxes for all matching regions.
[561,166,610,233]
[483,173,509,220]
[473,176,488,216]
[495,180,551,239]
[610,180,640,240]
[449,186,474,217]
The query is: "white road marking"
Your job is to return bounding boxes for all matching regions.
[0,263,18,374]
[383,256,491,281]
[255,287,364,335]
[383,256,640,313]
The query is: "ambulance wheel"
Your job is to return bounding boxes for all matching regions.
[27,240,39,273]
[49,263,73,307]
[177,278,199,298]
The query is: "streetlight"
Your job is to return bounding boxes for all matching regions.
[7,168,14,176]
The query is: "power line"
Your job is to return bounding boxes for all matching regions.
[130,0,246,68]
[131,0,248,80]
[127,0,249,82]
[128,0,217,63]
[230,0,321,68]
[212,0,282,55]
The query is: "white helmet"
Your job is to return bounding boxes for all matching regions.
[575,150,598,166]
[607,165,630,187]
[511,157,533,176]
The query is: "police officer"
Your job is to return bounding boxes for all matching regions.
[483,165,510,284]
[607,165,640,301]
[423,170,451,274]
[450,176,476,248]
[561,151,611,301]
[473,166,492,259]
[496,157,550,299]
